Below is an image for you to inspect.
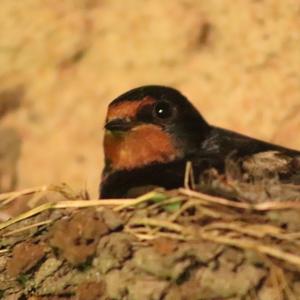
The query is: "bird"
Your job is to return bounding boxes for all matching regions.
[100,85,300,198]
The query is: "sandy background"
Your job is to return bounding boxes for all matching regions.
[0,0,300,198]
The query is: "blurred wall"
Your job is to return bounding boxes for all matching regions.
[0,0,300,197]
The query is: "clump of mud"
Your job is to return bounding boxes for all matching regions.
[0,151,300,299]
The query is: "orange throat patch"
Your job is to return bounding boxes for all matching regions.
[104,124,180,172]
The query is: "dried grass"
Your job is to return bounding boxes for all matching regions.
[1,182,300,276]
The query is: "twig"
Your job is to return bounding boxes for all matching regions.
[114,191,164,212]
[3,220,52,236]
[0,185,48,207]
[179,188,251,209]
[198,232,300,269]
[202,222,284,239]
[128,217,185,234]
[180,188,300,211]
[0,199,135,231]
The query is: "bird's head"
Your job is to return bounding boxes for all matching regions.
[103,85,210,174]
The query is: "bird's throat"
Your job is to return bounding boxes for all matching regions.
[104,124,180,172]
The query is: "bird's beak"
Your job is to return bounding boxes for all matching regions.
[105,118,133,132]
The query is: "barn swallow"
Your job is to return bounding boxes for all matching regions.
[100,85,300,198]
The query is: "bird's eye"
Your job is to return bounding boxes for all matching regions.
[153,101,174,120]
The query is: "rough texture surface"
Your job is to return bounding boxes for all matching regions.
[0,0,300,199]
[1,154,300,299]
[0,200,298,300]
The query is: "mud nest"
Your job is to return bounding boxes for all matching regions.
[0,152,300,299]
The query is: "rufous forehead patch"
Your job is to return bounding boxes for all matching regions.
[107,96,156,121]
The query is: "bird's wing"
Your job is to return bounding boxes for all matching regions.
[191,126,300,184]
[201,126,300,158]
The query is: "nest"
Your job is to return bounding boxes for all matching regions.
[0,153,300,299]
